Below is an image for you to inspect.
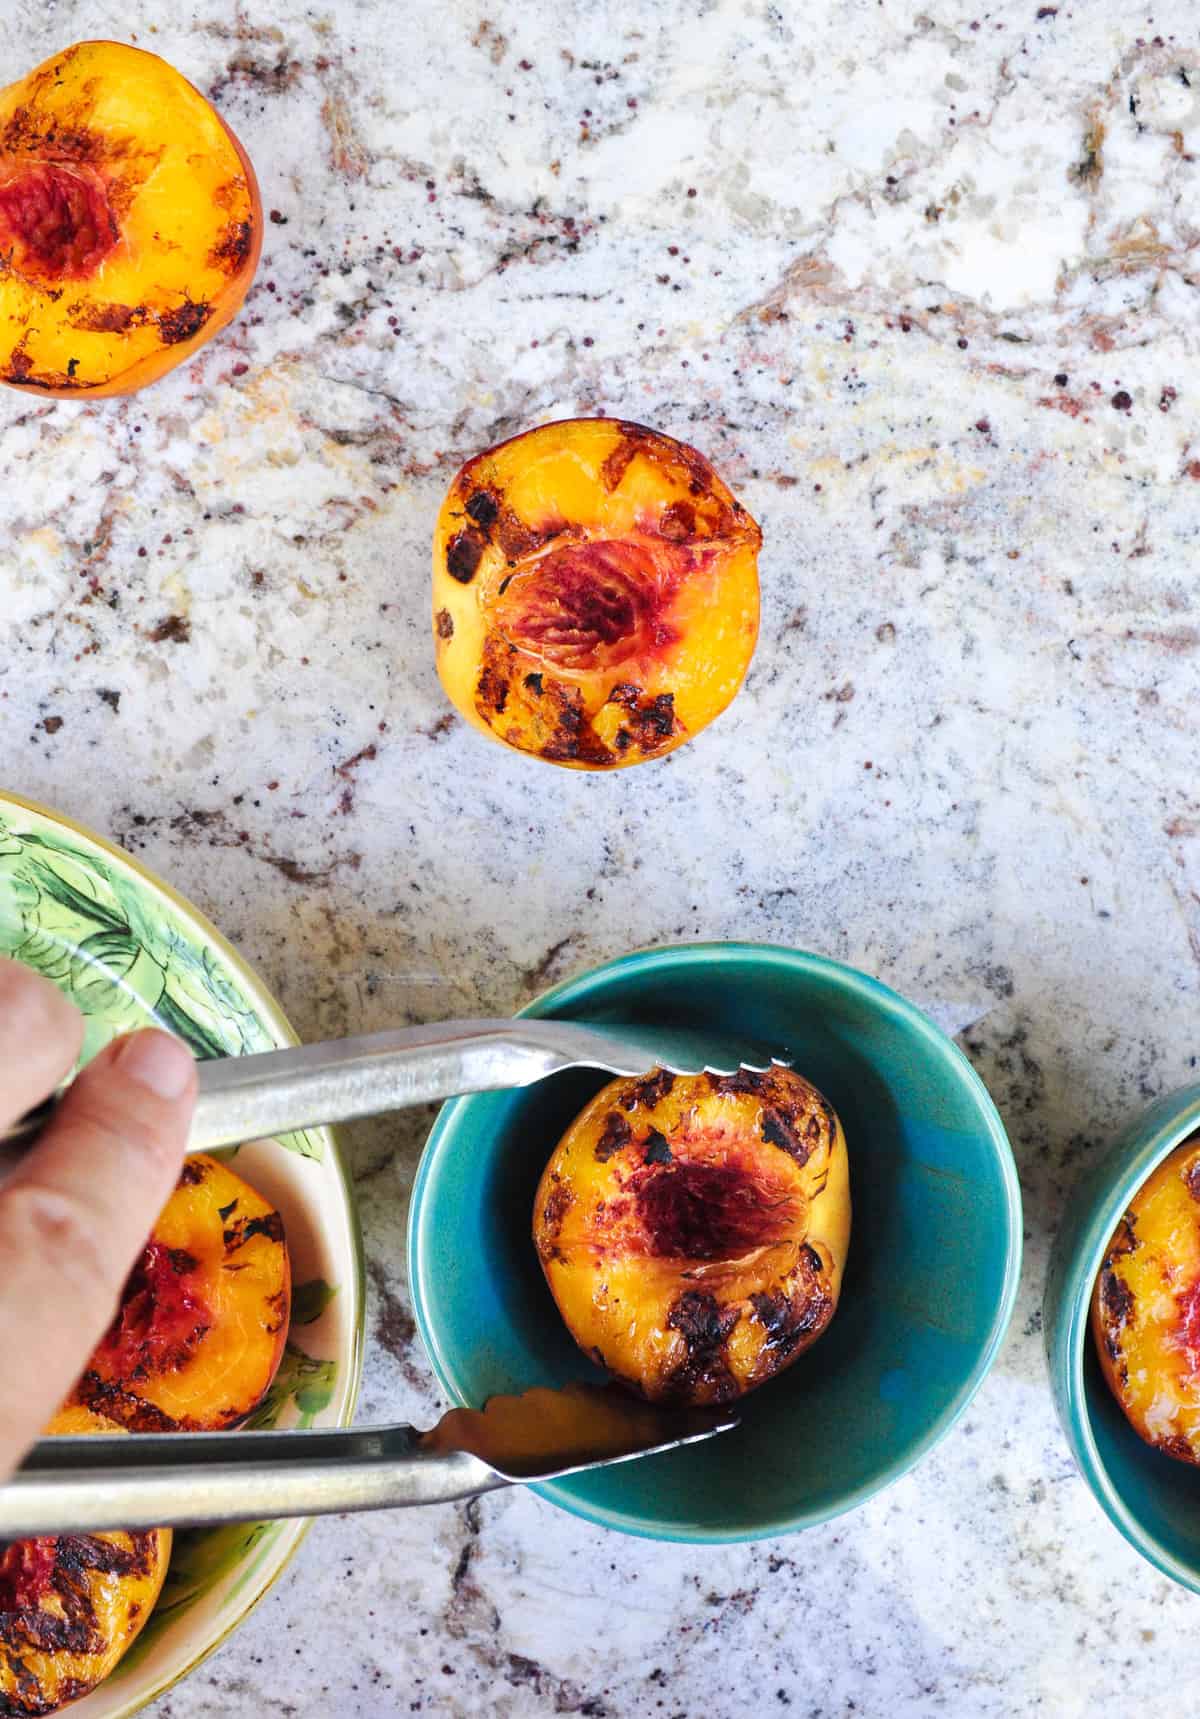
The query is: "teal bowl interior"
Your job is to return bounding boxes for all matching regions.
[1045,1083,1200,1589]
[410,943,1022,1542]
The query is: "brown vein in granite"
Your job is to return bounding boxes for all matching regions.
[444,1503,612,1713]
[161,805,361,886]
[364,1258,427,1391]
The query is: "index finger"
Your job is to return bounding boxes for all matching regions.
[0,1028,197,1475]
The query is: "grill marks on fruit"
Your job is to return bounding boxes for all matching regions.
[750,1276,834,1358]
[222,1209,285,1251]
[464,489,499,527]
[435,607,454,640]
[600,421,655,491]
[594,1110,632,1163]
[0,1531,158,1673]
[541,1179,573,1239]
[606,684,678,755]
[664,1290,740,1402]
[67,300,145,333]
[535,681,615,766]
[633,1160,796,1260]
[474,637,614,766]
[708,1068,767,1098]
[658,500,696,542]
[642,1128,673,1166]
[621,1068,675,1111]
[760,1108,805,1161]
[157,299,211,345]
[207,217,253,274]
[602,420,723,503]
[72,1373,182,1433]
[1100,1268,1135,1332]
[446,529,485,583]
[0,162,118,278]
[94,1241,210,1381]
[709,1067,833,1166]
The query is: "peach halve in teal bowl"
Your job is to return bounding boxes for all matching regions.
[409,942,1021,1542]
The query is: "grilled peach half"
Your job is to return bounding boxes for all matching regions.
[0,1406,171,1716]
[1092,1134,1200,1462]
[74,1154,290,1432]
[0,40,261,395]
[533,1066,850,1404]
[432,418,761,768]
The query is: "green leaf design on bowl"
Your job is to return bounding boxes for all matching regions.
[244,1343,339,1430]
[0,812,322,1160]
[290,1278,339,1326]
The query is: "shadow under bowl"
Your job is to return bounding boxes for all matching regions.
[1045,1082,1200,1590]
[410,942,1022,1542]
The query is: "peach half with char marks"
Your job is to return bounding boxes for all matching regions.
[533,1066,850,1405]
[73,1153,290,1433]
[0,1407,171,1717]
[1092,1133,1200,1463]
[432,418,761,769]
[0,41,261,395]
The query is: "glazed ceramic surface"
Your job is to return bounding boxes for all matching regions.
[0,792,364,1719]
[1045,1086,1200,1592]
[410,944,1021,1541]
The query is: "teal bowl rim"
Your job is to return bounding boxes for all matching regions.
[1046,1082,1200,1591]
[409,940,1024,1543]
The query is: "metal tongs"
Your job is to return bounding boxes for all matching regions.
[1,1386,738,1537]
[3,1016,787,1158]
[1,1016,772,1533]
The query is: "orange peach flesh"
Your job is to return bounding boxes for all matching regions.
[533,1067,851,1405]
[433,417,761,769]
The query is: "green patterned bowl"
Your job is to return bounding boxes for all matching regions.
[0,792,364,1717]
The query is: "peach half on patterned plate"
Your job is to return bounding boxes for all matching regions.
[432,418,761,769]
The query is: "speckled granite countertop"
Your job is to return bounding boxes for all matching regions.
[4,0,1200,1711]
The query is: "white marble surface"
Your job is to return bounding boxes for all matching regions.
[4,0,1200,1711]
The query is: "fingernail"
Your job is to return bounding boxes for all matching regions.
[117,1032,195,1100]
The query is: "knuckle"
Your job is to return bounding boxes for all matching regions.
[66,1087,182,1182]
[2,1182,119,1307]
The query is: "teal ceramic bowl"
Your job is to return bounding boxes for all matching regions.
[410,943,1021,1542]
[1045,1082,1200,1589]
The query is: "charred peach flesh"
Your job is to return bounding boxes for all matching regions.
[0,41,261,395]
[533,1067,850,1404]
[432,418,761,768]
[0,1407,171,1715]
[1091,1134,1200,1462]
[73,1154,290,1431]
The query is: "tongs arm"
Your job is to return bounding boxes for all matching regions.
[1,1426,504,1537]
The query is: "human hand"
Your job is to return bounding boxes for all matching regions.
[0,959,197,1478]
